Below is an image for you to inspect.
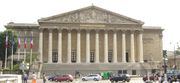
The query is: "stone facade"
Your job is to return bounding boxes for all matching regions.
[5,6,163,75]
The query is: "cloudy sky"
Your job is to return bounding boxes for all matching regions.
[0,0,180,50]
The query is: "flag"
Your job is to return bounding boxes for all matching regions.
[24,32,27,48]
[5,32,8,48]
[18,32,21,48]
[30,32,33,49]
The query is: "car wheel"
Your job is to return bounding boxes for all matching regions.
[67,80,73,82]
[55,80,58,82]
[93,78,98,81]
[82,78,86,81]
[110,81,114,83]
[110,80,114,82]
[127,80,130,82]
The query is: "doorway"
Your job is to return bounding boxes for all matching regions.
[126,52,129,62]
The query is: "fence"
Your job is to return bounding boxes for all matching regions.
[0,74,22,83]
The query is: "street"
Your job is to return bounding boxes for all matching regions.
[27,77,159,83]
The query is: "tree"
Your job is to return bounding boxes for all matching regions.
[175,46,180,55]
[0,30,18,68]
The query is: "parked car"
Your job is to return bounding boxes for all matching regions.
[100,71,113,80]
[48,74,60,81]
[82,74,102,81]
[160,70,179,83]
[54,74,73,82]
[142,75,158,82]
[109,74,130,82]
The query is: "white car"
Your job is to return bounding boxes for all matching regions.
[82,74,102,81]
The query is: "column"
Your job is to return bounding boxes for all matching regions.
[38,29,43,78]
[138,31,144,63]
[95,30,99,63]
[48,29,53,63]
[122,30,126,63]
[113,30,117,63]
[104,30,108,63]
[130,30,135,63]
[77,30,81,63]
[67,30,71,63]
[86,30,90,63]
[39,29,43,63]
[58,29,62,63]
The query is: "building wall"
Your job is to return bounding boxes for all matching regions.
[143,29,163,62]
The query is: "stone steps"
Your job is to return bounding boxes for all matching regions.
[41,63,150,75]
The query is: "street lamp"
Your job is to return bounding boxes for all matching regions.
[170,42,178,71]
[163,57,168,83]
[162,50,168,83]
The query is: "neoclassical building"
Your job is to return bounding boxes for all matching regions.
[6,6,163,75]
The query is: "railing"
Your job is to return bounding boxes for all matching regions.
[0,74,22,83]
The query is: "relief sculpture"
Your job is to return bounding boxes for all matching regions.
[45,7,139,24]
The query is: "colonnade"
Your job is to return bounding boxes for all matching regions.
[39,28,144,64]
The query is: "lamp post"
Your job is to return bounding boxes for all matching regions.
[170,42,178,71]
[163,57,168,83]
[162,50,168,83]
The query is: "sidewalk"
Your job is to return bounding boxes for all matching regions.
[27,79,43,83]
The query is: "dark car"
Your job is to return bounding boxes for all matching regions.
[48,74,60,81]
[160,70,179,83]
[54,74,74,82]
[109,74,130,82]
[142,75,158,82]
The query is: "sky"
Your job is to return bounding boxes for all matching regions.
[0,0,180,51]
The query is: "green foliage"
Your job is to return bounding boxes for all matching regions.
[25,54,38,64]
[13,64,20,71]
[175,47,180,55]
[0,30,18,67]
[163,50,167,58]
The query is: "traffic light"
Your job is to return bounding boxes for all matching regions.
[163,50,167,58]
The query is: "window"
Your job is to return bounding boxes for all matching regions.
[108,50,113,62]
[90,51,95,63]
[151,69,156,73]
[71,50,76,63]
[126,52,129,62]
[118,70,122,74]
[52,52,58,63]
[123,70,127,74]
[132,70,136,75]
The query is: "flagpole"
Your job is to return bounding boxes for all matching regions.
[24,31,26,62]
[30,49,32,65]
[5,47,7,69]
[18,32,21,62]
[4,32,8,69]
[24,49,26,62]
[11,45,13,70]
[18,49,20,61]
[30,31,33,65]
[11,31,14,70]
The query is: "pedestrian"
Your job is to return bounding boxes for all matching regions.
[32,72,37,83]
[23,72,28,83]
[43,73,46,83]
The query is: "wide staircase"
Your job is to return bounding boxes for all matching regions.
[29,61,160,77]
[41,63,153,76]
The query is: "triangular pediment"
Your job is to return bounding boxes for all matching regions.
[38,6,144,24]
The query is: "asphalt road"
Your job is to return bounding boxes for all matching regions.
[27,77,159,83]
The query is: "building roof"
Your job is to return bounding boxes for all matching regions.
[5,22,39,29]
[38,5,144,25]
